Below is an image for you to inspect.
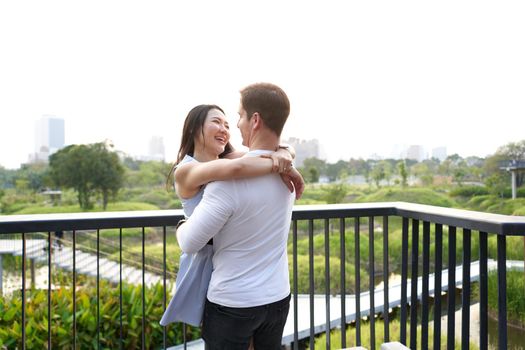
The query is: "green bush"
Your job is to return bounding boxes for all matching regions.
[290,254,369,294]
[355,188,457,208]
[466,195,525,215]
[488,270,525,328]
[12,201,159,215]
[449,185,489,198]
[0,280,199,349]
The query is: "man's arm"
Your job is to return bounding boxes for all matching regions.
[177,182,233,253]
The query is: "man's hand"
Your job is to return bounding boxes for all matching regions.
[280,167,305,199]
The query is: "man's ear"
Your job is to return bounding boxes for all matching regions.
[252,112,262,130]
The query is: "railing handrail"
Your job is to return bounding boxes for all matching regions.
[1,202,525,236]
[0,209,185,233]
[293,202,525,235]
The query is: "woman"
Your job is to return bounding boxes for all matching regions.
[160,104,303,328]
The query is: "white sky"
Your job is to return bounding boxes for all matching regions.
[1,0,524,169]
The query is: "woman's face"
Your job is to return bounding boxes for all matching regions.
[195,108,230,158]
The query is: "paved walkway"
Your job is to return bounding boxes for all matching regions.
[0,239,162,286]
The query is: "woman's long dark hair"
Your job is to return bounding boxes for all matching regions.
[167,104,234,189]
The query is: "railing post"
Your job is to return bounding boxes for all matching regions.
[355,217,361,346]
[410,219,419,350]
[497,235,507,350]
[293,220,299,350]
[73,230,77,350]
[22,233,26,350]
[48,231,52,350]
[461,229,471,350]
[97,229,100,350]
[120,228,124,350]
[324,218,331,350]
[421,221,430,350]
[339,218,346,349]
[479,232,488,350]
[400,217,409,345]
[308,219,315,350]
[142,227,146,350]
[0,254,3,296]
[162,226,167,350]
[369,216,375,350]
[382,215,389,343]
[433,224,443,350]
[447,226,457,350]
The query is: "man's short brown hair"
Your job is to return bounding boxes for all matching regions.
[240,83,290,136]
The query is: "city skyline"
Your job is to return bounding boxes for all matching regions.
[2,114,500,170]
[0,108,521,170]
[1,1,524,169]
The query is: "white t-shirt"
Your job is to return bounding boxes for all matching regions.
[177,150,295,307]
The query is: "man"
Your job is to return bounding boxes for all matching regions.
[177,82,301,349]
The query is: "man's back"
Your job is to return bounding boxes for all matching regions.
[206,172,295,307]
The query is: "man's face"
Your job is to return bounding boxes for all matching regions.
[237,103,251,147]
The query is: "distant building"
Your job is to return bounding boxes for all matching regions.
[406,145,426,162]
[29,115,65,163]
[148,136,165,161]
[390,144,408,159]
[283,137,322,167]
[431,146,447,161]
[137,136,166,162]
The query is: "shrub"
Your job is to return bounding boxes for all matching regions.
[355,188,457,208]
[0,280,199,349]
[449,185,489,198]
[488,270,525,327]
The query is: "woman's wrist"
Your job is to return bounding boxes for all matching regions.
[277,144,295,158]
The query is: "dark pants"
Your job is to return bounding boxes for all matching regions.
[202,294,290,350]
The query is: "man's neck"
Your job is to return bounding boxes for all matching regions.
[248,131,279,152]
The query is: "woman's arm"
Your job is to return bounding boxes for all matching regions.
[175,145,298,199]
[175,156,276,199]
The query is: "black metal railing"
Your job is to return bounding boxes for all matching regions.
[1,203,524,349]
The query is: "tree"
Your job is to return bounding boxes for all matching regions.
[397,160,409,187]
[0,166,17,189]
[348,158,369,175]
[411,162,434,186]
[370,161,392,188]
[326,160,348,182]
[305,167,320,183]
[49,143,124,210]
[323,183,347,204]
[126,161,171,188]
[15,163,50,193]
[92,143,125,209]
[495,140,525,188]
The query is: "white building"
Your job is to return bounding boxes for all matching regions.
[406,145,426,162]
[283,137,322,167]
[135,136,166,162]
[431,146,447,161]
[30,115,65,163]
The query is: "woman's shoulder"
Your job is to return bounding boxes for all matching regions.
[179,154,197,165]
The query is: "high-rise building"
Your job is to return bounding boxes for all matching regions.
[30,115,65,163]
[283,137,322,167]
[406,145,426,162]
[147,136,166,162]
[431,146,447,161]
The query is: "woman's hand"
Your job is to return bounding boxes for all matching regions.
[280,167,305,199]
[261,148,293,173]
